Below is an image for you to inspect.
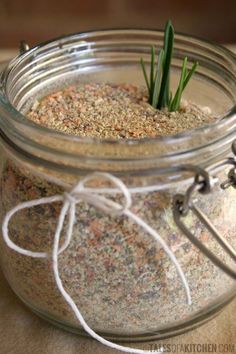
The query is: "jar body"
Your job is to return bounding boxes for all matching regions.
[0,153,236,340]
[0,30,236,341]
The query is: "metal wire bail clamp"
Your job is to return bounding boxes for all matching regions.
[173,153,236,280]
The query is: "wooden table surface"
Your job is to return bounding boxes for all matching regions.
[0,46,235,354]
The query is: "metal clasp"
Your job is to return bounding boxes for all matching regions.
[19,40,30,54]
[173,164,236,280]
[220,140,236,190]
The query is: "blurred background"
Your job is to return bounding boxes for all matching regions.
[0,0,236,48]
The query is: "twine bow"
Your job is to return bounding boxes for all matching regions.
[2,172,191,354]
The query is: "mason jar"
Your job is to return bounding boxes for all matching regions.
[0,30,235,344]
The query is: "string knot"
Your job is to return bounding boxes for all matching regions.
[65,172,132,216]
[63,192,77,205]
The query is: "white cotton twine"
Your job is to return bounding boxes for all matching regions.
[2,172,192,354]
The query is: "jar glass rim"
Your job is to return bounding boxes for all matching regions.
[0,28,236,170]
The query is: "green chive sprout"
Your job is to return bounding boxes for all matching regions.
[140,20,198,112]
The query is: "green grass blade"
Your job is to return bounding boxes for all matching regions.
[140,57,150,95]
[157,20,174,109]
[168,91,173,106]
[164,20,172,55]
[170,57,188,111]
[182,61,198,91]
[152,49,164,107]
[150,46,155,99]
[163,20,172,105]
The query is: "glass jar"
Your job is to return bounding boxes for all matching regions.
[0,30,235,344]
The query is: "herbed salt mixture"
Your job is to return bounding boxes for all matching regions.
[1,83,235,336]
[28,83,213,138]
